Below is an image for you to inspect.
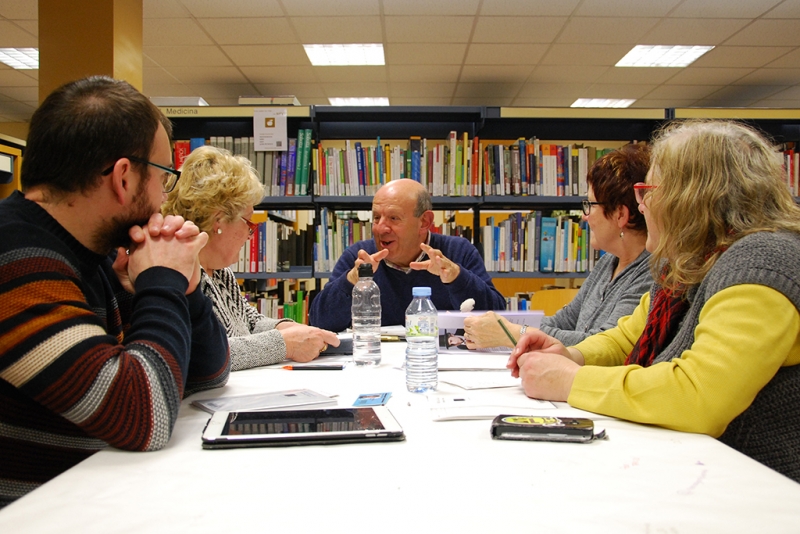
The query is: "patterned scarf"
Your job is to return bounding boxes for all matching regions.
[625,273,689,367]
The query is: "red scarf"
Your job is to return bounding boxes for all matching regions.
[625,284,689,367]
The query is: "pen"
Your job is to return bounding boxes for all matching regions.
[381,335,402,342]
[282,365,345,371]
[497,319,518,345]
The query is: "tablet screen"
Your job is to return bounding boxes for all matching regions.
[222,408,386,436]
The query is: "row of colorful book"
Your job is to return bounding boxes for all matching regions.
[480,213,598,274]
[256,293,308,323]
[232,219,312,274]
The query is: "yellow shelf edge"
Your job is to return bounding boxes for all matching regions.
[159,106,311,118]
[673,108,800,120]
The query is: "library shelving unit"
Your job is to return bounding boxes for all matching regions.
[0,133,25,200]
[163,105,800,283]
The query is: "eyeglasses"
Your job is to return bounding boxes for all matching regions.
[633,183,659,204]
[241,217,258,236]
[101,156,181,193]
[581,199,604,215]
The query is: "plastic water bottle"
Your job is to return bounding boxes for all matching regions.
[351,263,381,366]
[405,287,438,393]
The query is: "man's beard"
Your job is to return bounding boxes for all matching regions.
[93,180,158,253]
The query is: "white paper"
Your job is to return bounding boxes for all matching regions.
[439,372,522,390]
[427,393,555,421]
[253,108,288,151]
[437,352,510,371]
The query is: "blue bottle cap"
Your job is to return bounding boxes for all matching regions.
[412,287,431,297]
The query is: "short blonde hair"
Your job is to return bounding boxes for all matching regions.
[649,119,800,290]
[162,145,264,233]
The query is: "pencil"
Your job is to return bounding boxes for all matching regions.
[497,319,518,345]
[282,365,345,371]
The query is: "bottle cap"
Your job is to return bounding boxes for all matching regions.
[357,263,374,277]
[412,286,431,297]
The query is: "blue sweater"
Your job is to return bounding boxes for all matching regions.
[310,233,506,332]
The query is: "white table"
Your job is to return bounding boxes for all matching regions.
[2,343,800,533]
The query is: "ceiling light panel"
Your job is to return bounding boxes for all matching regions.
[0,48,38,69]
[329,97,390,106]
[616,45,714,68]
[571,98,635,108]
[304,44,385,66]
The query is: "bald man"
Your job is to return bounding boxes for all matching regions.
[310,179,506,331]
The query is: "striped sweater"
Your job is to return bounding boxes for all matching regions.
[0,191,230,508]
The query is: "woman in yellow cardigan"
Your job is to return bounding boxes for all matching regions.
[509,119,800,481]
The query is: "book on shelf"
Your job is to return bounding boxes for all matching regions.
[238,95,301,106]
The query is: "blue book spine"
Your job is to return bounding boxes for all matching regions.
[518,138,527,195]
[287,138,297,196]
[259,221,266,272]
[539,216,557,273]
[190,137,206,152]
[355,142,365,195]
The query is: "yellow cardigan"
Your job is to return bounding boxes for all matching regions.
[569,284,800,437]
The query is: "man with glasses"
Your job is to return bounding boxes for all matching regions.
[0,76,230,509]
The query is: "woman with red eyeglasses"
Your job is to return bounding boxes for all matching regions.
[509,120,800,481]
[163,146,339,370]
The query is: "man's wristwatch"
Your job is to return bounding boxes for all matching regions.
[519,325,528,336]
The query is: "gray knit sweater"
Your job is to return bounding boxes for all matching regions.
[650,231,800,481]
[201,268,292,370]
[540,250,653,345]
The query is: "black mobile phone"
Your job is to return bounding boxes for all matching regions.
[490,415,595,443]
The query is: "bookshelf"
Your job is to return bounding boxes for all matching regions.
[163,105,800,294]
[0,133,25,199]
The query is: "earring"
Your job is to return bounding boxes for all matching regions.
[216,228,222,234]
[619,231,624,239]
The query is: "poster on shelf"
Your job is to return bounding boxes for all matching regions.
[253,108,288,151]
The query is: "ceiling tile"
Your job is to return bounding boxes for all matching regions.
[143,83,195,98]
[0,0,39,19]
[142,67,181,85]
[389,83,456,97]
[557,17,659,44]
[735,68,800,86]
[763,0,800,18]
[314,66,387,83]
[529,65,609,84]
[641,18,749,46]
[185,83,257,99]
[222,45,310,66]
[725,20,800,46]
[454,82,522,97]
[517,83,588,98]
[390,97,453,105]
[645,84,723,99]
[480,0,579,16]
[540,44,633,66]
[575,0,680,17]
[283,0,380,16]
[595,67,678,85]
[460,65,534,83]
[388,65,461,83]
[143,0,189,18]
[385,44,468,65]
[322,82,389,97]
[252,83,327,99]
[0,21,36,48]
[580,83,658,99]
[166,66,250,85]
[762,85,800,100]
[471,17,568,43]
[144,46,233,67]
[198,18,298,45]
[383,0,480,16]
[0,86,36,101]
[294,17,383,43]
[452,96,513,106]
[0,69,38,86]
[144,19,214,46]
[762,47,800,68]
[240,66,318,84]
[385,16,474,43]
[633,99,699,108]
[692,46,795,68]
[665,67,755,85]
[669,0,783,18]
[465,44,548,65]
[180,0,283,18]
[700,84,788,102]
[14,20,37,37]
[511,97,580,106]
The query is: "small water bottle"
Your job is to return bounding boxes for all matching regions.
[405,287,438,393]
[351,263,381,366]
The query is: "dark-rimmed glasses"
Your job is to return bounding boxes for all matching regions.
[101,156,181,193]
[581,199,604,215]
[633,183,658,204]
[241,217,258,236]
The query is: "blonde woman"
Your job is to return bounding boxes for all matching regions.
[510,120,800,481]
[163,146,339,369]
